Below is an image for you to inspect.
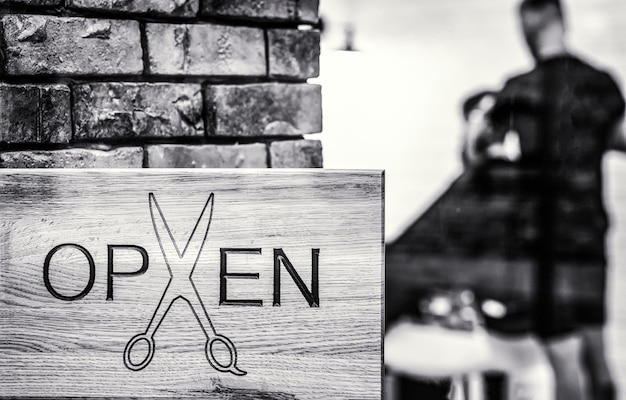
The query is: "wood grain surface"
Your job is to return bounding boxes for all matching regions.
[0,169,384,399]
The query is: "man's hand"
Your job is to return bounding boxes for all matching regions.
[485,130,522,162]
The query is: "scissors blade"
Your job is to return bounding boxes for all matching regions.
[149,193,215,272]
[180,193,214,265]
[149,193,181,271]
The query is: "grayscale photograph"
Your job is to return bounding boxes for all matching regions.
[0,0,625,399]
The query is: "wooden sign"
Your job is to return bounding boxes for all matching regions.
[0,170,384,399]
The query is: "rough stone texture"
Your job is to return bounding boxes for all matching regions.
[67,0,199,17]
[0,0,61,5]
[0,84,70,144]
[1,15,142,75]
[269,139,322,168]
[0,147,143,168]
[298,0,319,23]
[146,23,265,76]
[201,0,297,21]
[268,29,320,79]
[205,83,322,137]
[73,83,204,139]
[146,143,267,168]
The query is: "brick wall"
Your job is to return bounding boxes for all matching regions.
[0,0,322,168]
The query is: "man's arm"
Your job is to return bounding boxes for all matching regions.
[607,117,626,152]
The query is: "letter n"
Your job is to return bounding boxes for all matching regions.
[273,248,319,307]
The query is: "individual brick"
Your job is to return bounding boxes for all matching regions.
[146,144,267,168]
[298,0,319,23]
[73,83,203,139]
[145,23,265,76]
[0,0,61,5]
[0,147,143,168]
[205,83,322,137]
[269,140,322,168]
[201,0,297,21]
[0,15,142,75]
[0,84,70,144]
[268,29,320,79]
[66,0,199,17]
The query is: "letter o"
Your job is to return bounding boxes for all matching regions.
[43,244,96,301]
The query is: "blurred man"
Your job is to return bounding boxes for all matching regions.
[471,0,626,399]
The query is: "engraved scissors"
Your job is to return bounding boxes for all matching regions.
[123,193,246,376]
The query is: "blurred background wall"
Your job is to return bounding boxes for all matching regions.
[312,0,626,241]
[312,0,626,395]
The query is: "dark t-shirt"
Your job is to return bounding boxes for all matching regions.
[489,54,625,335]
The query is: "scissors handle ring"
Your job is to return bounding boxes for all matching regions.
[205,335,247,376]
[124,333,156,371]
